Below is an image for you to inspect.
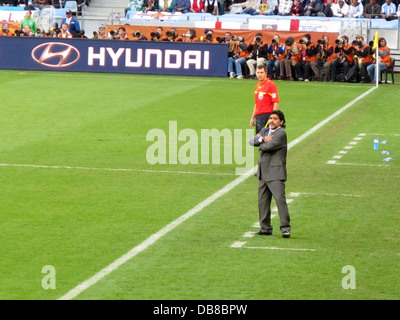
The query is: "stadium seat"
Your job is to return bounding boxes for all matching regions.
[64,1,78,13]
[382,58,395,84]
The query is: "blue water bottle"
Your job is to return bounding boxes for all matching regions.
[373,137,379,150]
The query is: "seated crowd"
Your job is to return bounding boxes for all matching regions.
[0,0,89,9]
[125,0,400,19]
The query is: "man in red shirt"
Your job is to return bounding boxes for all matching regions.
[250,65,280,134]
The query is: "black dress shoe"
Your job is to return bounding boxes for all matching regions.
[254,230,272,236]
[282,231,291,238]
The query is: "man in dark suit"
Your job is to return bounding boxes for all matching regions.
[249,110,291,238]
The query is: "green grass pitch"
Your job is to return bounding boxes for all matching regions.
[0,70,399,300]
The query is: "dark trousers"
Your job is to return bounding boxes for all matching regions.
[258,180,291,233]
[256,113,270,134]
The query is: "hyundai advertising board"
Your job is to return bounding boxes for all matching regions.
[0,37,228,77]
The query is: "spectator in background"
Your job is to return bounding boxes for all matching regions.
[0,21,14,36]
[61,9,80,37]
[304,0,322,16]
[240,0,260,14]
[332,0,349,17]
[0,0,19,5]
[21,10,36,34]
[320,0,334,16]
[277,0,293,15]
[290,0,304,15]
[348,0,363,18]
[144,0,159,11]
[229,0,258,14]
[258,0,278,15]
[171,0,190,13]
[364,0,381,18]
[205,0,218,14]
[190,0,204,12]
[381,0,397,19]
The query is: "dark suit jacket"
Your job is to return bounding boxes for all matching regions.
[256,127,287,182]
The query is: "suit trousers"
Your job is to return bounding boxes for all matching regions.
[258,179,291,232]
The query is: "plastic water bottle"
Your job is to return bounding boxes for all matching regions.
[382,157,392,162]
[373,137,379,150]
[381,140,388,144]
[381,151,391,155]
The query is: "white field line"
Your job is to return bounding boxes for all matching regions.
[0,163,236,176]
[244,246,316,252]
[58,86,377,300]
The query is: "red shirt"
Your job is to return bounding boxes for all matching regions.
[254,78,279,115]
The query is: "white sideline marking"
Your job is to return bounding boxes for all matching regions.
[0,163,236,176]
[231,241,246,248]
[244,246,316,252]
[330,162,391,168]
[58,86,377,300]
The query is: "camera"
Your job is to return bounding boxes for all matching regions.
[299,39,307,45]
[271,38,277,45]
[352,40,362,47]
[206,33,213,41]
[109,29,119,38]
[151,31,161,39]
[182,33,191,38]
[166,31,175,37]
[317,39,326,45]
[335,39,343,45]
[134,31,142,38]
[286,49,292,60]
[255,36,262,43]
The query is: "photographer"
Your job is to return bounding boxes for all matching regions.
[295,33,317,81]
[344,36,372,82]
[267,34,285,80]
[163,29,177,42]
[228,36,249,79]
[132,30,148,41]
[92,25,108,40]
[182,28,199,42]
[114,26,129,40]
[330,35,353,82]
[279,36,300,81]
[200,29,217,43]
[150,31,161,41]
[0,22,14,36]
[310,35,333,81]
[246,33,269,79]
[57,22,72,38]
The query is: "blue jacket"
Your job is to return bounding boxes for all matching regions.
[61,17,81,37]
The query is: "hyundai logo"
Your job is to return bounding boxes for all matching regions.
[31,42,80,68]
